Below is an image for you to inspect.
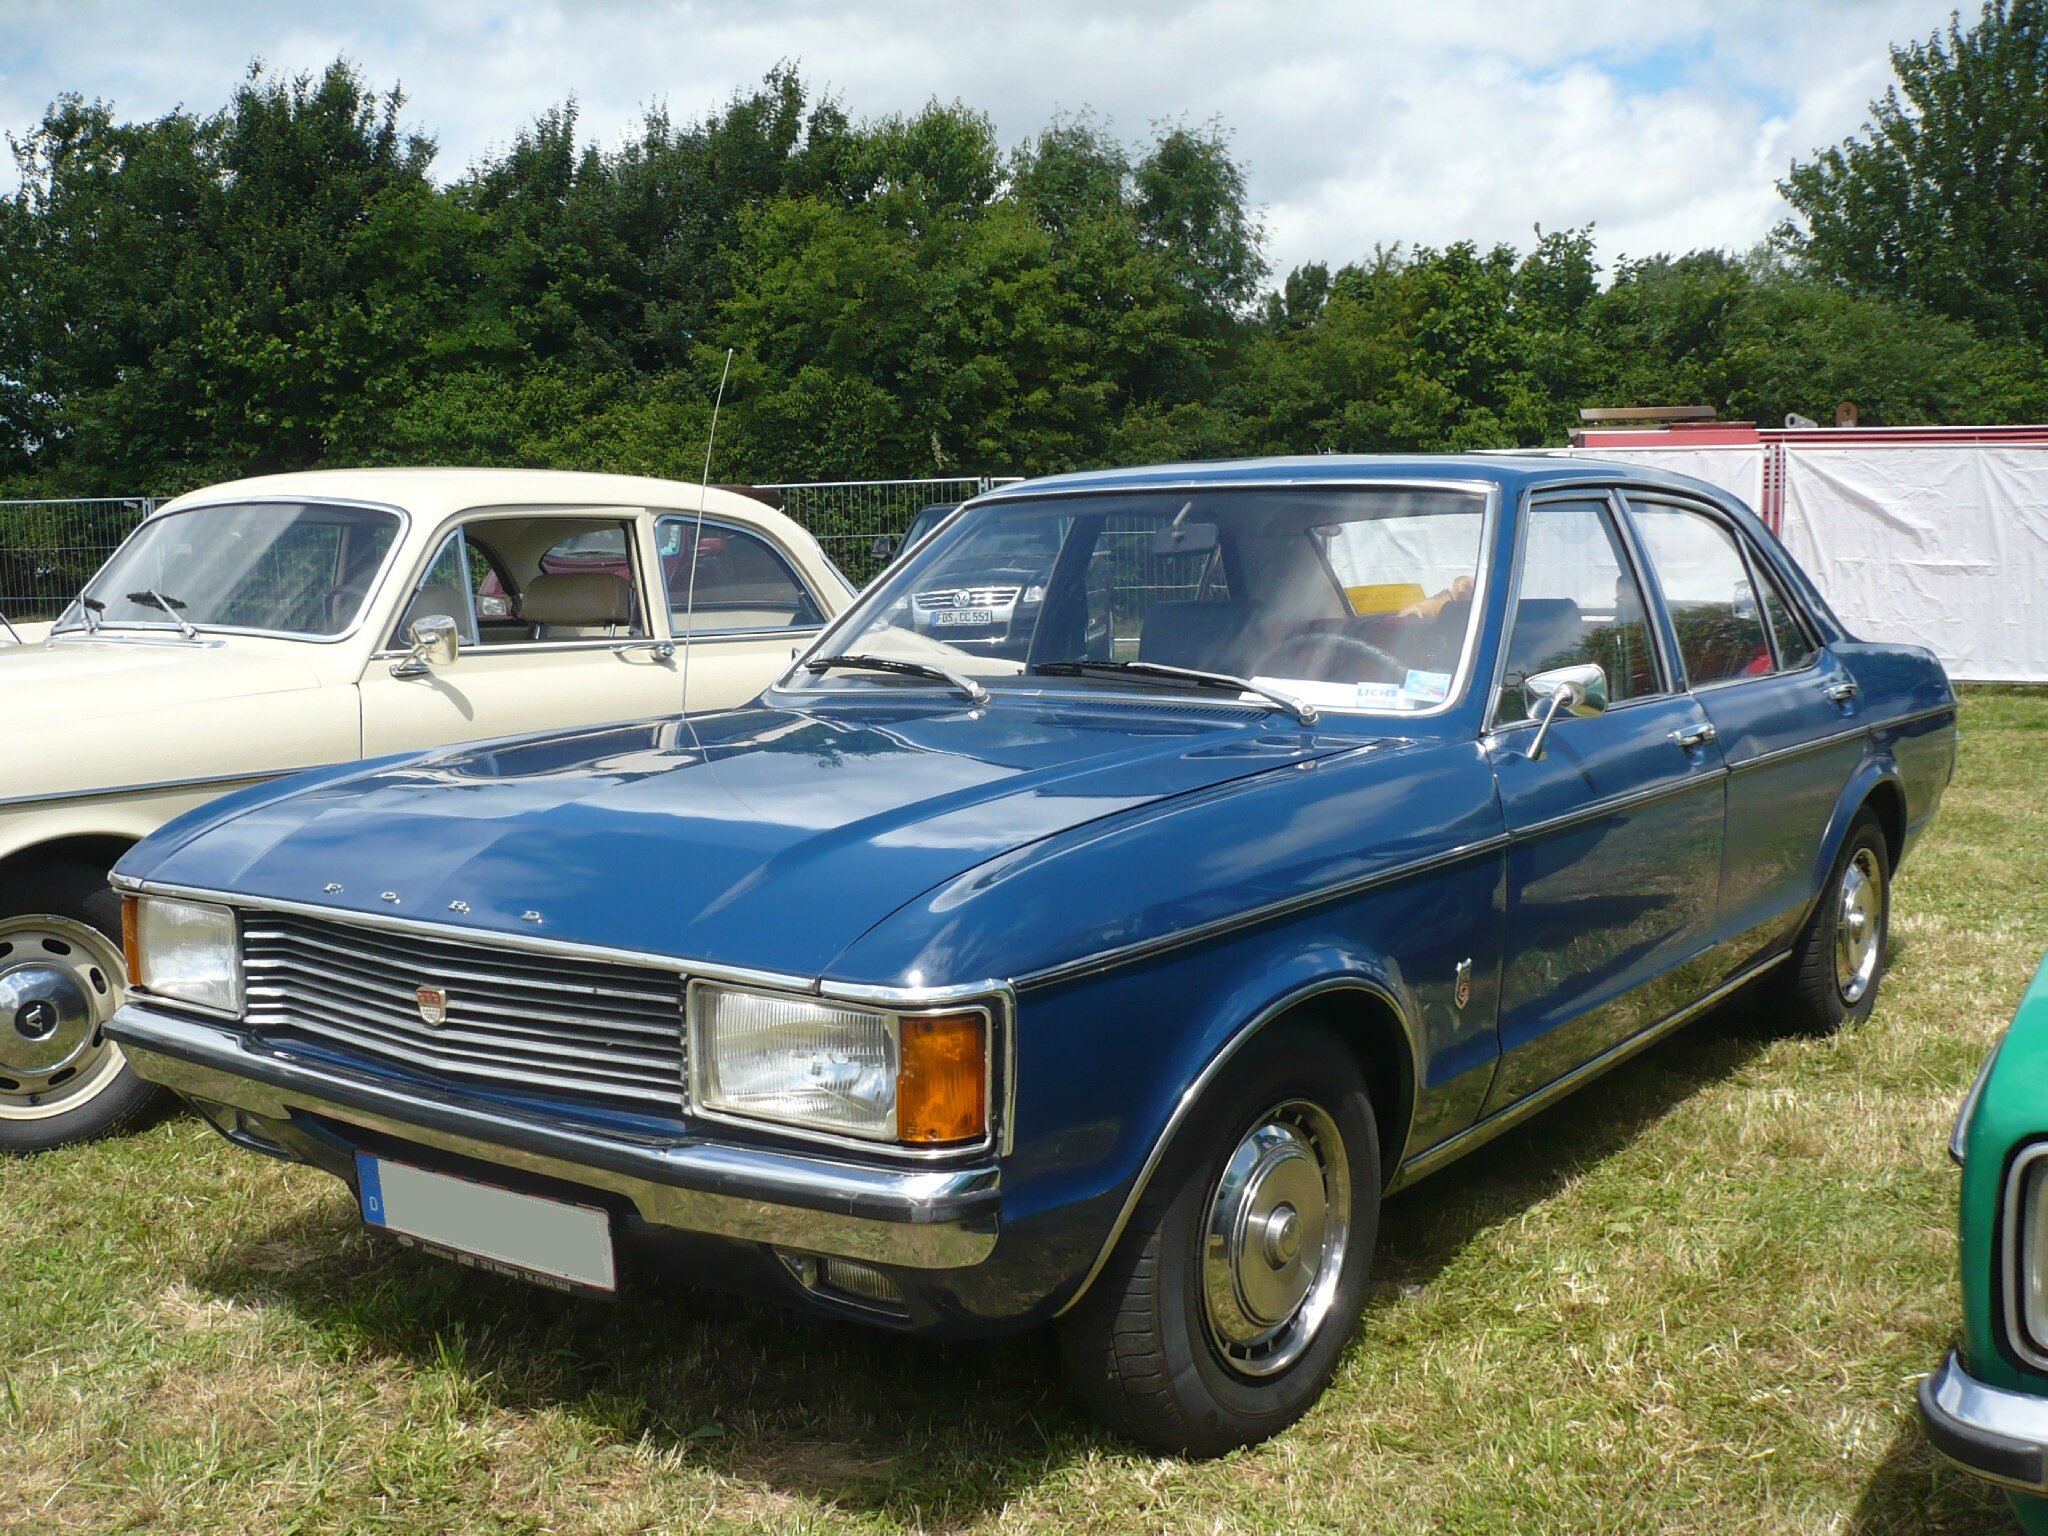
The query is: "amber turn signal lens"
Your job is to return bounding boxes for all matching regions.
[120,895,142,989]
[895,1011,988,1144]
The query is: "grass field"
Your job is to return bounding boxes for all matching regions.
[5,689,2044,1535]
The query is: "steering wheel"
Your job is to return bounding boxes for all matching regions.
[1262,630,1407,683]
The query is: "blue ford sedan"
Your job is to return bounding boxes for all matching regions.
[105,456,1957,1452]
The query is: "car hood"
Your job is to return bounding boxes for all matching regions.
[129,701,1367,979]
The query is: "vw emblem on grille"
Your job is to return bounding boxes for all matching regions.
[951,589,969,607]
[416,986,449,1027]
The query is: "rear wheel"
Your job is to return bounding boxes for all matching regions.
[0,865,168,1153]
[1058,1026,1379,1455]
[1774,808,1891,1035]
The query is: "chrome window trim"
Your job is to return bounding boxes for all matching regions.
[684,978,1006,1161]
[654,512,832,638]
[2004,1142,2048,1372]
[775,477,1503,724]
[54,495,414,645]
[1013,831,1511,992]
[1484,487,1676,731]
[1053,974,1421,1318]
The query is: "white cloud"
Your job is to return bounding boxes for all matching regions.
[0,0,1962,279]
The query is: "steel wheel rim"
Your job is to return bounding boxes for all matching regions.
[1201,1098,1350,1379]
[1834,848,1883,1004]
[0,914,128,1121]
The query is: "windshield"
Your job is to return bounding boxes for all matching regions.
[62,501,402,638]
[792,484,1491,714]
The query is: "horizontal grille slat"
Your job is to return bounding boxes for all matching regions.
[241,913,684,1116]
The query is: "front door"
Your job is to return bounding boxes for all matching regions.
[359,513,684,756]
[1483,494,1728,1111]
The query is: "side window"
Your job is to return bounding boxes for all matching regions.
[390,530,478,647]
[1754,558,1820,670]
[658,517,824,634]
[1629,502,1774,685]
[1496,499,1660,724]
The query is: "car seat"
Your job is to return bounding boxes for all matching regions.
[1139,600,1265,675]
[520,571,633,639]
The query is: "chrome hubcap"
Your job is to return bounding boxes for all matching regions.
[1202,1100,1350,1378]
[0,915,127,1120]
[1834,849,1883,1004]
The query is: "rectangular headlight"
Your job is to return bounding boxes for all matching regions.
[123,895,241,1016]
[2010,1147,2048,1367]
[688,982,988,1147]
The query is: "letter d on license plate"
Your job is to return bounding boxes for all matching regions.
[356,1152,617,1294]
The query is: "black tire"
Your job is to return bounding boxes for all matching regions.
[1058,1025,1380,1456]
[0,862,171,1153]
[1773,808,1891,1035]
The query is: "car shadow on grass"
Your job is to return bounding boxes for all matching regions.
[1846,1418,2017,1534]
[191,986,1807,1521]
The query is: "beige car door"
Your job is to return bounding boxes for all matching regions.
[656,513,835,712]
[358,510,685,757]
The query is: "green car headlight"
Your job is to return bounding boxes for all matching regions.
[123,895,242,1016]
[2006,1147,2048,1367]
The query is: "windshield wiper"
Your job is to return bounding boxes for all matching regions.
[126,589,199,640]
[0,610,21,645]
[804,652,991,705]
[74,595,105,634]
[1033,659,1320,726]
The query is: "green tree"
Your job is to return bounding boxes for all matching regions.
[1779,0,2048,341]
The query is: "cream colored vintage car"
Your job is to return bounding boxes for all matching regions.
[0,468,852,1151]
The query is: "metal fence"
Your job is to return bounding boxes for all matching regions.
[0,498,160,619]
[756,476,1021,586]
[0,478,1021,618]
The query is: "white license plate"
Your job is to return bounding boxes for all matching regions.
[356,1153,616,1294]
[930,608,996,626]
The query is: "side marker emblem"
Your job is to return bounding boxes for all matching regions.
[1454,958,1473,1011]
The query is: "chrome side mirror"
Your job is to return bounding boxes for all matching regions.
[1523,662,1608,759]
[390,614,461,678]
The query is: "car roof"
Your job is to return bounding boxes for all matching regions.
[975,452,1753,510]
[153,468,810,548]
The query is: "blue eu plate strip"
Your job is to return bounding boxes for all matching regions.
[355,1152,387,1227]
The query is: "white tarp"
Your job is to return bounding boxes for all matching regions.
[1562,443,2048,683]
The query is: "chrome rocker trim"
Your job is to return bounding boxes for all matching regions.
[107,1002,999,1270]
[1920,1348,2048,1495]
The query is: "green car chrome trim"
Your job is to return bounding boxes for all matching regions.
[1925,954,2048,1531]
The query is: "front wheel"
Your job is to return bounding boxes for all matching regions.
[1058,1026,1380,1455]
[0,866,169,1153]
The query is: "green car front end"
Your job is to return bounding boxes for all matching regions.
[1925,956,2048,1533]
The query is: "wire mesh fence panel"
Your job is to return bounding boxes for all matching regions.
[0,498,157,619]
[759,477,1020,587]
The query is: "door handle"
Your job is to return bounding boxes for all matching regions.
[610,640,676,662]
[1823,679,1859,704]
[1669,723,1717,751]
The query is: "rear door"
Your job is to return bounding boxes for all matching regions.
[1483,492,1728,1111]
[1622,493,1865,969]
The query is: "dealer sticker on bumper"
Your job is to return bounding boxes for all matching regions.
[355,1152,617,1294]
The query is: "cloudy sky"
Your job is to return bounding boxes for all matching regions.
[0,0,1964,280]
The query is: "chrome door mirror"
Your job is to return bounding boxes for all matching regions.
[390,613,461,678]
[1523,662,1608,759]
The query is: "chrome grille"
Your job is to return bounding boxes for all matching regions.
[241,914,684,1113]
[913,586,1021,610]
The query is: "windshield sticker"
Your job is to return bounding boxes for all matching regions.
[1353,681,1424,711]
[1401,669,1452,703]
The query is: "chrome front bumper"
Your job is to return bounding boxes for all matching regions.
[1920,1348,2048,1494]
[108,1002,1000,1270]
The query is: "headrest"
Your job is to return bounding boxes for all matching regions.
[521,572,632,627]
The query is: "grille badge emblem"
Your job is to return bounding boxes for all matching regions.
[416,986,449,1027]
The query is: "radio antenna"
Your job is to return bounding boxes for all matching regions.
[677,347,734,723]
